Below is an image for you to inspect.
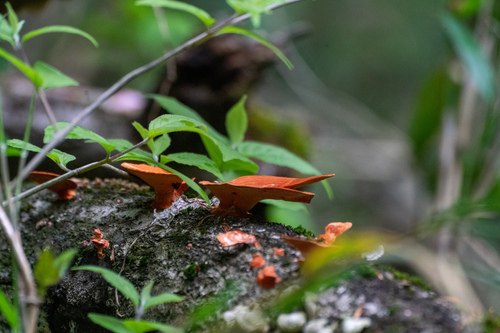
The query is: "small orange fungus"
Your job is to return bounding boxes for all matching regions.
[282,222,353,254]
[28,171,77,200]
[256,266,281,289]
[91,229,109,259]
[217,230,261,248]
[317,222,352,245]
[121,162,189,209]
[199,174,334,217]
[250,253,266,268]
[273,247,284,256]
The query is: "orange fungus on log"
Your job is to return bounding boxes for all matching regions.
[28,171,77,200]
[121,162,189,209]
[256,266,281,289]
[199,174,334,217]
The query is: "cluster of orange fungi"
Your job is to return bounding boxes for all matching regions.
[216,222,352,289]
[29,163,334,218]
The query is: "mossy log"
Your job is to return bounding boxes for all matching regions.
[0,179,466,332]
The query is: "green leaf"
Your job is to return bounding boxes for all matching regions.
[161,152,225,181]
[124,319,184,333]
[5,2,19,36]
[136,0,215,28]
[22,25,99,47]
[0,46,42,86]
[143,292,184,312]
[132,122,149,140]
[201,135,258,173]
[237,141,320,174]
[150,134,171,158]
[409,69,450,159]
[34,250,61,295]
[33,61,78,90]
[226,0,286,27]
[148,114,208,138]
[237,141,332,198]
[225,95,248,145]
[7,138,76,167]
[88,314,132,333]
[146,94,228,144]
[441,12,495,100]
[44,123,116,153]
[218,26,292,69]
[0,16,15,46]
[53,249,78,279]
[73,266,139,307]
[34,249,77,295]
[0,288,19,329]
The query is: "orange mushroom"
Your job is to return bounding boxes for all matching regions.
[282,222,353,254]
[317,222,352,244]
[256,266,281,289]
[273,247,285,256]
[91,229,109,259]
[28,171,77,200]
[121,162,189,209]
[250,253,266,268]
[199,174,334,217]
[217,230,262,249]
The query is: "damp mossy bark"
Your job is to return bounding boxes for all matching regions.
[0,180,466,332]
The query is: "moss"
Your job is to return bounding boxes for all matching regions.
[356,264,378,279]
[292,225,315,238]
[384,266,432,291]
[183,262,198,280]
[181,207,194,214]
[483,310,500,333]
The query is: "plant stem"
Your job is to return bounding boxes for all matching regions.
[0,206,40,333]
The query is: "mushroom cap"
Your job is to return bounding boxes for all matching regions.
[199,174,334,217]
[121,162,188,209]
[28,171,77,200]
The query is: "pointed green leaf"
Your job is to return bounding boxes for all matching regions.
[0,288,19,329]
[22,25,98,47]
[150,133,171,158]
[7,138,76,167]
[33,61,78,90]
[136,0,215,28]
[0,13,15,46]
[146,94,228,144]
[442,13,495,100]
[88,314,132,333]
[5,3,19,35]
[161,152,225,181]
[0,46,42,86]
[123,319,184,333]
[73,266,139,307]
[225,95,248,145]
[201,135,258,173]
[53,249,78,279]
[44,123,116,153]
[132,122,149,140]
[144,293,184,311]
[148,114,208,138]
[34,250,60,295]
